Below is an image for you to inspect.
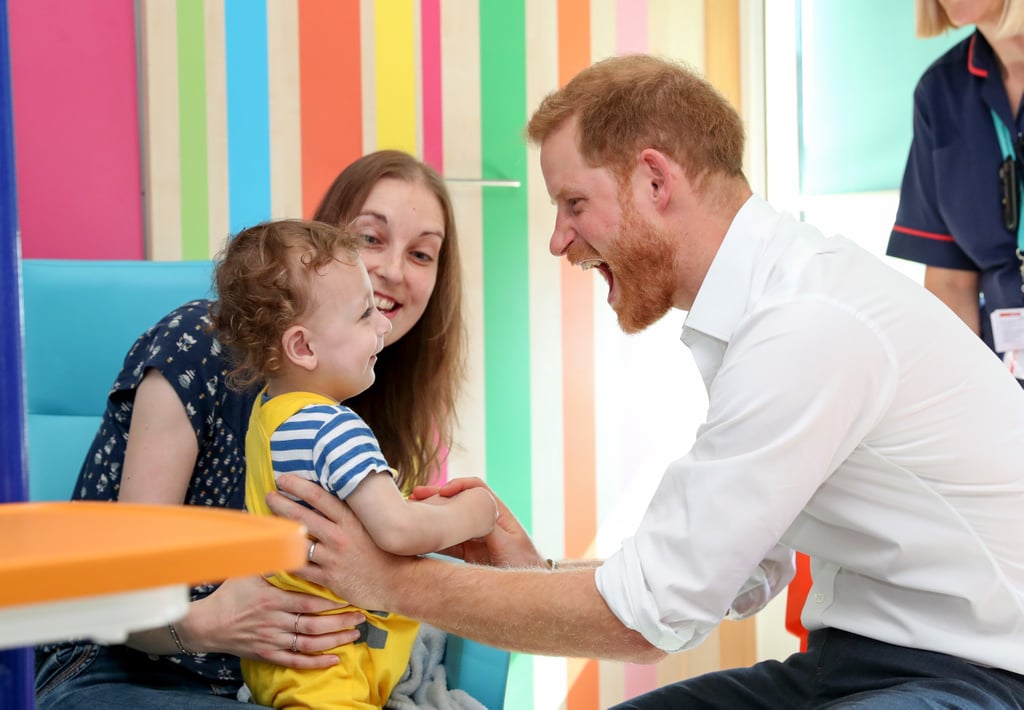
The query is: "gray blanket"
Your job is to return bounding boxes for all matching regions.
[385,623,486,710]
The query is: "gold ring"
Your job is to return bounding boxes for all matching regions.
[293,612,302,634]
[291,632,299,653]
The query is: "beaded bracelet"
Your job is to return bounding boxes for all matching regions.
[168,622,200,656]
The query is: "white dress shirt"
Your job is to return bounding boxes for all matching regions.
[596,195,1024,673]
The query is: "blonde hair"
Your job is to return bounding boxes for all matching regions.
[915,0,1024,38]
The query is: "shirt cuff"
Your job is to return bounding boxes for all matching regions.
[595,540,712,653]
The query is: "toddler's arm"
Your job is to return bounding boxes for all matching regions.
[345,473,497,556]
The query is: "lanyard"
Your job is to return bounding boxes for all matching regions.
[991,109,1024,295]
[991,108,1024,253]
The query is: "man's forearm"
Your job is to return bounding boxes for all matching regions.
[393,556,665,663]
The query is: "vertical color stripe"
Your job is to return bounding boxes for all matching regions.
[421,0,443,172]
[480,2,532,708]
[590,0,615,62]
[360,0,377,155]
[299,0,361,219]
[139,0,182,260]
[225,0,270,233]
[204,0,229,256]
[614,3,656,701]
[177,0,209,260]
[9,0,143,259]
[616,0,647,54]
[587,0,614,596]
[557,0,595,557]
[440,0,486,487]
[267,0,302,223]
[557,0,599,707]
[374,0,417,153]
[480,0,531,538]
[592,5,625,703]
[648,0,705,70]
[525,0,569,705]
[412,3,424,161]
[703,0,761,674]
[704,0,741,111]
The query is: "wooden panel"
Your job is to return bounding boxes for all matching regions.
[139,0,182,260]
[704,0,741,111]
[204,0,229,255]
[267,0,301,222]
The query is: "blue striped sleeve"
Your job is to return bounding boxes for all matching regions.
[312,407,390,499]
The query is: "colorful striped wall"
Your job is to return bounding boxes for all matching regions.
[9,1,756,707]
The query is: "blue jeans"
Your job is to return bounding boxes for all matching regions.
[35,643,268,709]
[611,628,1024,709]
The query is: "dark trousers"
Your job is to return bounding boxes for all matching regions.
[611,627,1024,709]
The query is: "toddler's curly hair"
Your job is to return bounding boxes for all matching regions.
[210,218,362,390]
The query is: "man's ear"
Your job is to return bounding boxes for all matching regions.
[281,325,317,372]
[638,148,673,211]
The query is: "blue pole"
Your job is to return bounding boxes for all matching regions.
[0,0,34,707]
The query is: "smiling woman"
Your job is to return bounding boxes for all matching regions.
[347,177,445,348]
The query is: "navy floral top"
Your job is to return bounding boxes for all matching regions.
[72,299,258,683]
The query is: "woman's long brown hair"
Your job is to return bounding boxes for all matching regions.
[312,150,466,490]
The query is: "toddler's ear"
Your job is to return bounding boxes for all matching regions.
[281,325,317,371]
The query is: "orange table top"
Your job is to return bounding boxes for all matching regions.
[0,501,308,608]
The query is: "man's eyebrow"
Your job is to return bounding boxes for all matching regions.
[551,187,580,203]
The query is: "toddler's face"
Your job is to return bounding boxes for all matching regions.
[303,258,392,401]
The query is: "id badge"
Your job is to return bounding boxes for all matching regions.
[990,308,1024,379]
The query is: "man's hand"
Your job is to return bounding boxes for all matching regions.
[411,477,546,568]
[268,474,410,611]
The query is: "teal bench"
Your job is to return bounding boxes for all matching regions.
[21,258,509,708]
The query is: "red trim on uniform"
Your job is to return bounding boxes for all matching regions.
[967,33,987,77]
[893,225,956,242]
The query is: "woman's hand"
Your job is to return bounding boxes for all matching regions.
[411,477,546,568]
[183,575,365,669]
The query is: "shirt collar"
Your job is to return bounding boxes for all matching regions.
[966,30,994,78]
[682,194,778,344]
[964,30,1017,125]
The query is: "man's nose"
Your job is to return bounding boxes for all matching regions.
[549,215,574,257]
